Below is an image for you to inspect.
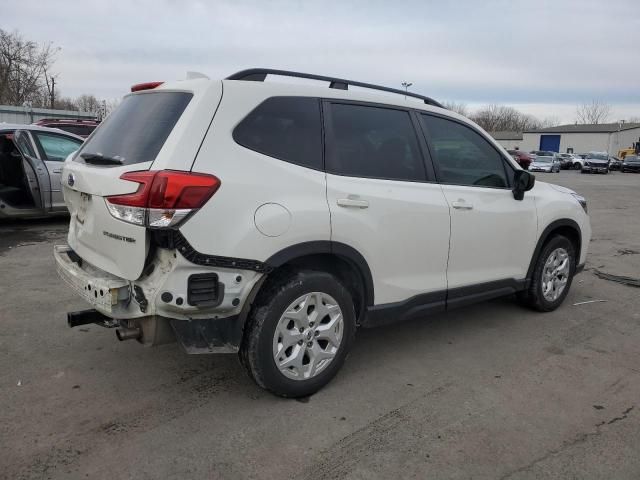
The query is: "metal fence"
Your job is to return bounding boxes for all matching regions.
[0,104,96,125]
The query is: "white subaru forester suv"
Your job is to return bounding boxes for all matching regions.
[55,69,590,397]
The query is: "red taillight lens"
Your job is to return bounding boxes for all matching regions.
[105,170,220,228]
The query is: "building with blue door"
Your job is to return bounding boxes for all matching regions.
[521,123,640,154]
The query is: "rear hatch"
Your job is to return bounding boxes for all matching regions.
[63,80,222,280]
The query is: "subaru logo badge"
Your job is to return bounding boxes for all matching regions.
[68,173,75,187]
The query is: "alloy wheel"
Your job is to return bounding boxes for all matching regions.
[272,292,344,381]
[541,248,570,302]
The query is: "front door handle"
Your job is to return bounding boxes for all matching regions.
[452,201,473,210]
[337,197,369,209]
[52,169,62,174]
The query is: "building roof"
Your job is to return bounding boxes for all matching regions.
[489,131,523,140]
[524,123,640,134]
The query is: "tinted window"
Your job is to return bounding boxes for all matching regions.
[233,97,322,170]
[77,92,192,165]
[58,125,95,136]
[34,132,83,161]
[327,103,425,181]
[421,114,509,188]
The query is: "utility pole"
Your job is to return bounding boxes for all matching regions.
[401,81,412,99]
[50,77,55,109]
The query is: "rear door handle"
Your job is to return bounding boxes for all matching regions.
[337,197,369,209]
[452,201,473,210]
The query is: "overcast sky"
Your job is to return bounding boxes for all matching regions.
[5,0,640,122]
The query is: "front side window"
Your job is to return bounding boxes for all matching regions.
[421,114,509,188]
[326,103,425,181]
[34,132,83,161]
[233,97,322,170]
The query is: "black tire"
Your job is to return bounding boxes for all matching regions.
[239,270,356,397]
[573,163,582,170]
[518,235,576,312]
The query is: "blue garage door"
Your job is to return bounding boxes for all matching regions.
[540,134,561,152]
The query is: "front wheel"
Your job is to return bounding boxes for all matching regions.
[573,163,582,170]
[518,235,576,312]
[240,270,356,397]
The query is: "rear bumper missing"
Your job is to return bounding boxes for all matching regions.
[55,244,264,353]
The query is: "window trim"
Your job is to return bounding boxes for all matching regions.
[417,111,516,190]
[232,96,325,172]
[32,131,83,162]
[322,99,433,184]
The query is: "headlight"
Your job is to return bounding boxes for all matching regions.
[571,193,588,213]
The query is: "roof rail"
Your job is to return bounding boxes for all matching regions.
[226,68,444,108]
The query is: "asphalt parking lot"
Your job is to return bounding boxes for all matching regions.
[1,170,639,480]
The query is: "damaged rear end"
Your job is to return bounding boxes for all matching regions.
[55,77,265,352]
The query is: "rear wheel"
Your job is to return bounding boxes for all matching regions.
[240,270,356,397]
[518,235,576,312]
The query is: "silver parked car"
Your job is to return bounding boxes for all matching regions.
[529,153,561,173]
[0,124,84,218]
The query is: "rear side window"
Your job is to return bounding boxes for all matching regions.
[421,114,510,188]
[233,97,322,170]
[326,103,425,181]
[77,92,192,165]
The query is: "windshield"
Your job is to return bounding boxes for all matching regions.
[535,157,552,163]
[626,155,639,162]
[587,153,608,160]
[76,91,192,165]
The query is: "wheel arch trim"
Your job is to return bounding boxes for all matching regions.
[265,241,375,306]
[527,218,582,280]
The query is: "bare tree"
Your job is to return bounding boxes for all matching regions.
[0,29,57,106]
[540,116,561,128]
[442,101,468,117]
[74,94,102,114]
[576,100,611,124]
[470,104,541,132]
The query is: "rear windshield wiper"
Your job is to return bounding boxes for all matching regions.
[80,152,124,165]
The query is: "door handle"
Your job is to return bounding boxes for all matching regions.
[452,201,473,210]
[52,169,62,174]
[337,197,369,209]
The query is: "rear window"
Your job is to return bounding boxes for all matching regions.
[233,97,322,170]
[77,92,192,165]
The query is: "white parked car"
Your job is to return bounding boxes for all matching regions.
[55,69,591,397]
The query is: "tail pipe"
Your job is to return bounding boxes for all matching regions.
[116,327,142,341]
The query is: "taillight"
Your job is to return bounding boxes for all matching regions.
[105,170,220,228]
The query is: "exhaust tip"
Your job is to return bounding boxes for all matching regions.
[116,327,141,342]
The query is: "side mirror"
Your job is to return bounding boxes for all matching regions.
[513,170,535,201]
